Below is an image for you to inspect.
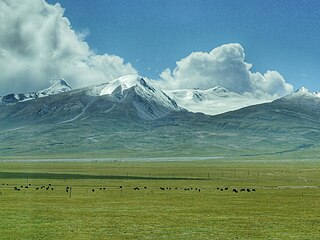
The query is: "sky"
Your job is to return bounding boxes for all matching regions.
[0,0,319,95]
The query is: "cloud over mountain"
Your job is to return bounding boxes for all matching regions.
[160,43,293,97]
[0,0,137,95]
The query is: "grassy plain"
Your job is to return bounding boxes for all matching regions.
[0,158,320,239]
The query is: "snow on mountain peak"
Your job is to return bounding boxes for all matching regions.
[285,87,320,99]
[99,75,144,96]
[165,86,271,116]
[93,75,181,120]
[37,78,72,97]
[0,78,72,104]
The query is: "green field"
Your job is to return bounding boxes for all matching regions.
[0,158,320,239]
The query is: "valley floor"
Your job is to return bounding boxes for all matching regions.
[0,158,320,239]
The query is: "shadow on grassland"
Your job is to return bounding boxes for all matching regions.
[0,172,204,180]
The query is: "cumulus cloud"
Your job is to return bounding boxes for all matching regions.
[0,0,137,95]
[160,43,293,97]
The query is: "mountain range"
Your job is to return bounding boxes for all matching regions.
[0,75,319,159]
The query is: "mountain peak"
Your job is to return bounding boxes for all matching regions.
[93,75,181,120]
[37,78,72,97]
[295,86,309,93]
[286,87,320,99]
[99,75,146,96]
[52,78,71,88]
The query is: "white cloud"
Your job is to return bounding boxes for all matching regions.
[0,0,137,95]
[160,43,293,97]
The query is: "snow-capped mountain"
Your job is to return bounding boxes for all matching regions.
[37,79,71,97]
[274,87,320,113]
[88,75,182,120]
[0,75,182,123]
[165,86,272,115]
[282,87,320,101]
[0,79,71,104]
[0,79,319,158]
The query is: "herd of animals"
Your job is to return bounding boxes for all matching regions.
[1,182,256,194]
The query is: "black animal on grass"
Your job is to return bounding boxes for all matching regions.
[247,189,251,192]
[233,189,238,193]
[252,189,256,192]
[225,187,228,191]
[240,189,245,192]
[134,187,139,190]
[160,187,165,190]
[92,189,95,192]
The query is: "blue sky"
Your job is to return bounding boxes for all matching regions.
[45,0,320,91]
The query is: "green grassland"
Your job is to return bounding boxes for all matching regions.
[0,158,320,239]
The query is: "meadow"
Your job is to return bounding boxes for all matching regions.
[0,158,320,239]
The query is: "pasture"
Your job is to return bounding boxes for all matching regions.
[0,158,320,239]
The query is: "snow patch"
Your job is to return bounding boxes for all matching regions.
[166,87,272,115]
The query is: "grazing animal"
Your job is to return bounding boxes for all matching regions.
[103,187,106,190]
[92,189,95,192]
[175,187,178,190]
[25,186,28,189]
[160,187,165,190]
[99,188,102,190]
[36,188,39,190]
[233,189,238,193]
[51,188,54,190]
[119,186,122,189]
[198,189,201,192]
[247,189,251,192]
[134,187,139,190]
[220,189,224,191]
[252,189,256,192]
[217,187,220,190]
[225,187,228,191]
[144,187,147,189]
[240,189,245,192]
[14,187,17,190]
[66,189,68,193]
